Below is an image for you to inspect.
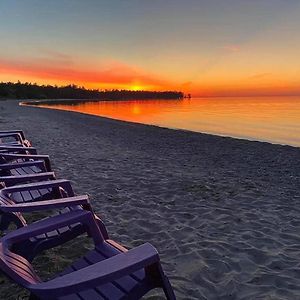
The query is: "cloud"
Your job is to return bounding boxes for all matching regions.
[0,57,169,88]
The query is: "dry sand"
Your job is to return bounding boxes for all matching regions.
[0,99,300,299]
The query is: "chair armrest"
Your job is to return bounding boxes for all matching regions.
[1,179,74,197]
[0,130,25,140]
[0,195,89,213]
[0,146,37,155]
[94,215,109,240]
[0,172,55,186]
[30,243,159,298]
[0,160,46,172]
[0,132,22,142]
[0,154,51,171]
[0,153,48,160]
[2,210,94,245]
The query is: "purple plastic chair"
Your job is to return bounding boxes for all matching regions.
[0,210,176,299]
[0,134,57,198]
[0,132,53,186]
[0,130,31,147]
[0,138,53,188]
[0,159,54,198]
[1,171,56,188]
[0,179,75,230]
[0,153,52,177]
[0,147,54,194]
[0,179,108,260]
[0,145,38,154]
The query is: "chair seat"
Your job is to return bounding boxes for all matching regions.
[10,164,42,176]
[57,241,148,300]
[13,208,85,260]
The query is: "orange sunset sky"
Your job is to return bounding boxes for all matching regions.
[1,0,300,96]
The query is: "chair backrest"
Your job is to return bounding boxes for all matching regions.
[0,181,72,230]
[0,149,34,155]
[0,154,28,164]
[0,243,40,288]
[0,136,18,145]
[1,183,70,205]
[0,159,47,177]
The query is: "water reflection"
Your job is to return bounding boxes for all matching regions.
[36,97,300,147]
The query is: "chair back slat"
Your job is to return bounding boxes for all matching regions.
[0,244,40,286]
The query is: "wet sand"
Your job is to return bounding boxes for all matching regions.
[0,99,300,299]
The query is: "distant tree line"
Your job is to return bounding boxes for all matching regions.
[0,82,184,100]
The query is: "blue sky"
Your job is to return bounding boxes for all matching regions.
[1,0,300,95]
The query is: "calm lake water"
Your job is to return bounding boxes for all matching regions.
[36,96,300,147]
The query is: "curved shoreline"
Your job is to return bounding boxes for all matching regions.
[20,99,299,149]
[1,100,300,299]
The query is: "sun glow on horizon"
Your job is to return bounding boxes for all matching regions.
[129,84,143,91]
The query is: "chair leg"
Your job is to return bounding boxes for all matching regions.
[0,213,12,231]
[161,274,176,300]
[29,293,40,300]
[146,263,176,300]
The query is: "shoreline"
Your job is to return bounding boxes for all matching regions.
[0,100,300,299]
[21,99,299,149]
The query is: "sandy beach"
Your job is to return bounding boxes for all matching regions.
[1,99,300,300]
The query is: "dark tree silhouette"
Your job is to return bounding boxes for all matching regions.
[0,82,184,100]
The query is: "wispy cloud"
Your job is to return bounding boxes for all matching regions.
[0,57,169,88]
